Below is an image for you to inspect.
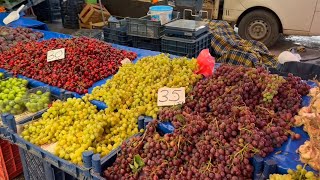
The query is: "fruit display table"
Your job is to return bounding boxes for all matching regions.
[0,26,319,180]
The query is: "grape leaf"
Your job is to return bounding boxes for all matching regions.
[134,154,145,167]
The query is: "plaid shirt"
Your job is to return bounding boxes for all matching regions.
[208,20,279,68]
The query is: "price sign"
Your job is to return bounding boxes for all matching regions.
[47,48,65,62]
[157,87,185,106]
[121,58,132,65]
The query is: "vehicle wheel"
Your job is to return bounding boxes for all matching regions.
[238,10,280,47]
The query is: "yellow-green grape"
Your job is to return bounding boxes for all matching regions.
[269,174,292,180]
[21,98,112,165]
[283,165,320,180]
[84,54,201,150]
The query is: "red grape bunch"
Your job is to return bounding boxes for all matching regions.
[104,65,310,180]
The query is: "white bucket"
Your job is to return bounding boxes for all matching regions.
[149,6,173,25]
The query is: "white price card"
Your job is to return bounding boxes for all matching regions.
[121,58,132,65]
[157,87,185,106]
[47,48,65,62]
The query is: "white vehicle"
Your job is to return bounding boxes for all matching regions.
[211,0,320,47]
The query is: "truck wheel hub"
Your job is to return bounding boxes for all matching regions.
[248,20,269,40]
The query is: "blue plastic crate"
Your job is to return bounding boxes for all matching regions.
[132,36,161,52]
[5,112,151,180]
[5,112,93,179]
[161,32,212,58]
[90,118,173,179]
[19,147,77,180]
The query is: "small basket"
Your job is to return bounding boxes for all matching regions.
[24,86,51,113]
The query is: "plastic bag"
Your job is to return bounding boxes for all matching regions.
[195,49,215,77]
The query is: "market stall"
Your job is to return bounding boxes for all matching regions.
[0,13,320,180]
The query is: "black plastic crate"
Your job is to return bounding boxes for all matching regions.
[108,16,128,31]
[103,27,132,46]
[175,0,204,11]
[132,36,161,51]
[161,32,212,58]
[73,29,103,40]
[127,11,179,39]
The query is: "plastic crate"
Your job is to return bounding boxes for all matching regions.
[19,147,77,180]
[127,11,179,39]
[132,36,161,52]
[90,117,171,179]
[73,29,103,40]
[175,0,204,11]
[164,19,209,39]
[103,27,132,46]
[5,112,92,179]
[161,32,212,58]
[108,16,127,31]
[0,139,23,180]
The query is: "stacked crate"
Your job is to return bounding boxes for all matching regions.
[161,19,212,58]
[33,0,61,22]
[0,139,22,180]
[60,0,85,29]
[126,11,179,51]
[103,16,132,46]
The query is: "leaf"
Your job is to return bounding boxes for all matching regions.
[129,163,135,170]
[134,159,139,169]
[134,154,145,167]
[129,163,137,173]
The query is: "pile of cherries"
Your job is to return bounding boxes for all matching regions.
[0,37,137,94]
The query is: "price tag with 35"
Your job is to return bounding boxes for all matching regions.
[47,48,65,62]
[157,87,185,106]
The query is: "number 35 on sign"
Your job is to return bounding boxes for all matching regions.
[157,87,185,106]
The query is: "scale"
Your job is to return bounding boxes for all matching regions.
[164,19,209,38]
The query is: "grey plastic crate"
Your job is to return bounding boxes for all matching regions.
[164,19,209,39]
[127,11,179,39]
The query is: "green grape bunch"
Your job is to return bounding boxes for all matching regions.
[270,164,320,180]
[262,74,286,103]
[81,54,202,158]
[0,77,28,114]
[25,90,51,112]
[21,98,110,164]
[84,54,201,117]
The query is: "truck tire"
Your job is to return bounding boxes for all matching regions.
[238,10,280,47]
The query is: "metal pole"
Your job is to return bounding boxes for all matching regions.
[98,0,106,25]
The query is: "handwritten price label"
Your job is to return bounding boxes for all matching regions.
[121,58,132,65]
[47,48,65,62]
[157,87,185,106]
